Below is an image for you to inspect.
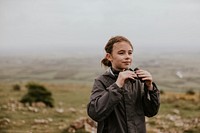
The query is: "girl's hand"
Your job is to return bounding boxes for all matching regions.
[135,69,153,90]
[116,70,137,88]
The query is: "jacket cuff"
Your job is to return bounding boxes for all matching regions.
[113,83,124,94]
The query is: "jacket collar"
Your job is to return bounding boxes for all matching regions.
[103,67,116,77]
[103,67,137,83]
[103,67,118,79]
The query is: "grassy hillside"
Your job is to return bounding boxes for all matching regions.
[0,82,91,133]
[0,52,200,132]
[0,82,200,133]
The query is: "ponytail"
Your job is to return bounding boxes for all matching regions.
[101,57,112,67]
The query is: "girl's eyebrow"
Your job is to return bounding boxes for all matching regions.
[117,49,133,52]
[129,50,133,52]
[117,50,125,52]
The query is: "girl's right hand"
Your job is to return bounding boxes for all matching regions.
[116,70,137,88]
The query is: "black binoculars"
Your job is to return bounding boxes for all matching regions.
[128,67,144,82]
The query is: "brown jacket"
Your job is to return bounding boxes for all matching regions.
[87,68,160,133]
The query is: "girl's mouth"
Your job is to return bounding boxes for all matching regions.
[123,61,131,64]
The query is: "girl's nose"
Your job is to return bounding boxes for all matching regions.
[125,53,131,59]
[127,53,131,57]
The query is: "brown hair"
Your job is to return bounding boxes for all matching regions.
[101,36,133,67]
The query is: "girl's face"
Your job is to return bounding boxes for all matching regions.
[106,41,133,71]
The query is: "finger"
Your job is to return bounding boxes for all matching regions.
[137,74,148,78]
[137,71,151,76]
[129,76,135,80]
[135,70,146,75]
[142,77,152,81]
[132,73,138,78]
[135,69,144,73]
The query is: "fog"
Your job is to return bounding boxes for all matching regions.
[0,0,200,57]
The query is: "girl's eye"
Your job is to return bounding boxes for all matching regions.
[129,52,133,55]
[118,52,124,55]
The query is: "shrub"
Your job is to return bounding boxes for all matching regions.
[160,89,165,95]
[13,84,21,91]
[186,89,195,95]
[20,82,54,107]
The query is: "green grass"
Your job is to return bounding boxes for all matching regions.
[160,99,200,118]
[0,82,92,133]
[1,82,200,133]
[0,53,200,132]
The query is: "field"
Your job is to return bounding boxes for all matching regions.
[0,52,200,133]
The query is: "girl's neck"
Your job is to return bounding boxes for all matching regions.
[111,67,121,75]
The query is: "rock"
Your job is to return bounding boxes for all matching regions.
[71,118,84,129]
[47,118,53,122]
[58,101,63,107]
[28,106,39,113]
[65,117,97,133]
[66,127,76,133]
[166,114,181,121]
[174,120,184,127]
[32,102,46,108]
[171,109,180,115]
[0,118,10,126]
[68,107,77,114]
[55,108,64,113]
[34,119,49,124]
[85,121,97,133]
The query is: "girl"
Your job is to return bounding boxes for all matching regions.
[87,36,160,133]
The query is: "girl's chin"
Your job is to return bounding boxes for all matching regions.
[115,65,131,71]
[120,66,130,70]
[123,65,131,69]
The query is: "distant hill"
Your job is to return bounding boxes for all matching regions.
[0,51,200,92]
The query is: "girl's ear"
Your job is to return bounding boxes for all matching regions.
[106,53,112,62]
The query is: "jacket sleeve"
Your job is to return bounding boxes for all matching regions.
[142,82,160,117]
[87,78,123,122]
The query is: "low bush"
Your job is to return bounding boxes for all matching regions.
[160,89,165,94]
[20,82,54,107]
[12,84,21,91]
[186,89,195,95]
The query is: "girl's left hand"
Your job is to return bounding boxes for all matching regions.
[135,69,153,90]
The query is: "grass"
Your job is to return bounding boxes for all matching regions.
[1,82,200,133]
[0,53,200,132]
[0,82,91,133]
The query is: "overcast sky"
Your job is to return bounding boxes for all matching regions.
[0,0,199,56]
